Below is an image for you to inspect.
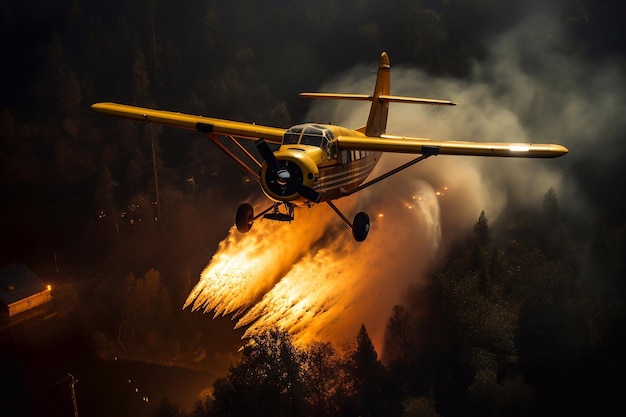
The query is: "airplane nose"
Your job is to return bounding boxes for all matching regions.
[259,148,320,203]
[277,169,291,185]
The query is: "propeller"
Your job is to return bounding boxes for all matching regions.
[292,181,322,203]
[255,138,279,172]
[255,139,321,203]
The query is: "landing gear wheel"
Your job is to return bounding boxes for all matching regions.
[236,203,254,233]
[352,212,370,242]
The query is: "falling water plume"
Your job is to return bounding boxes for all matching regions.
[185,173,442,352]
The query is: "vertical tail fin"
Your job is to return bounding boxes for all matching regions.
[300,52,455,136]
[364,52,391,137]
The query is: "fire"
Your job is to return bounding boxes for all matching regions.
[185,175,443,351]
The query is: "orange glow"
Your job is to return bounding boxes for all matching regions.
[185,178,443,352]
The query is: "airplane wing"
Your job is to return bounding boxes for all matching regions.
[336,134,568,158]
[91,102,286,143]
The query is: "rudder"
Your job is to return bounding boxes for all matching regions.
[364,52,391,137]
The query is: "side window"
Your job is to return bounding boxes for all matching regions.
[301,135,322,147]
[327,140,338,159]
[283,133,299,144]
[341,150,348,164]
[283,126,303,145]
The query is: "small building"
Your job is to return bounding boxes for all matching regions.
[0,265,52,318]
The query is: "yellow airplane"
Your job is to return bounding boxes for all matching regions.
[92,52,568,242]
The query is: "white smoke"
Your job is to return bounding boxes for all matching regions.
[307,12,626,246]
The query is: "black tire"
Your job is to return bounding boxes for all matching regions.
[352,212,370,242]
[236,203,254,233]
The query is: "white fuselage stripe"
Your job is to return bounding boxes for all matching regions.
[316,158,377,192]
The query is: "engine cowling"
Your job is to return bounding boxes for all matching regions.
[259,149,319,203]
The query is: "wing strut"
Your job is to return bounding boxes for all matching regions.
[203,133,261,182]
[326,201,371,242]
[324,152,435,242]
[227,135,263,169]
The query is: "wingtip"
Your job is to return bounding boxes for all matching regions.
[91,102,105,112]
[553,144,569,156]
[91,102,114,112]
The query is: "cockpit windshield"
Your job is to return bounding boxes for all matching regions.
[283,124,334,146]
[283,126,302,144]
[282,124,336,158]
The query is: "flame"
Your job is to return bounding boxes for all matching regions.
[185,167,443,352]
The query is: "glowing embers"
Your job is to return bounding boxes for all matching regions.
[402,186,446,211]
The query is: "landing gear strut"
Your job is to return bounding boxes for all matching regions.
[235,202,295,233]
[236,201,370,241]
[326,201,370,242]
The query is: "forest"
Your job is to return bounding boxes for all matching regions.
[149,191,625,417]
[1,0,625,416]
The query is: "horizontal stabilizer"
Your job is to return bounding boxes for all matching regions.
[299,92,456,106]
[380,95,456,105]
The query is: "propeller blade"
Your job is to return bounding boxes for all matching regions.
[255,139,279,171]
[292,182,322,203]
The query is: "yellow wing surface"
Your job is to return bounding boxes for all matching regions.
[91,102,286,143]
[337,134,568,158]
[92,102,568,158]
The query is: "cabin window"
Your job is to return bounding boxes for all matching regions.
[284,133,299,144]
[328,140,338,159]
[301,134,323,147]
[283,126,303,145]
[319,137,332,157]
[341,150,348,164]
